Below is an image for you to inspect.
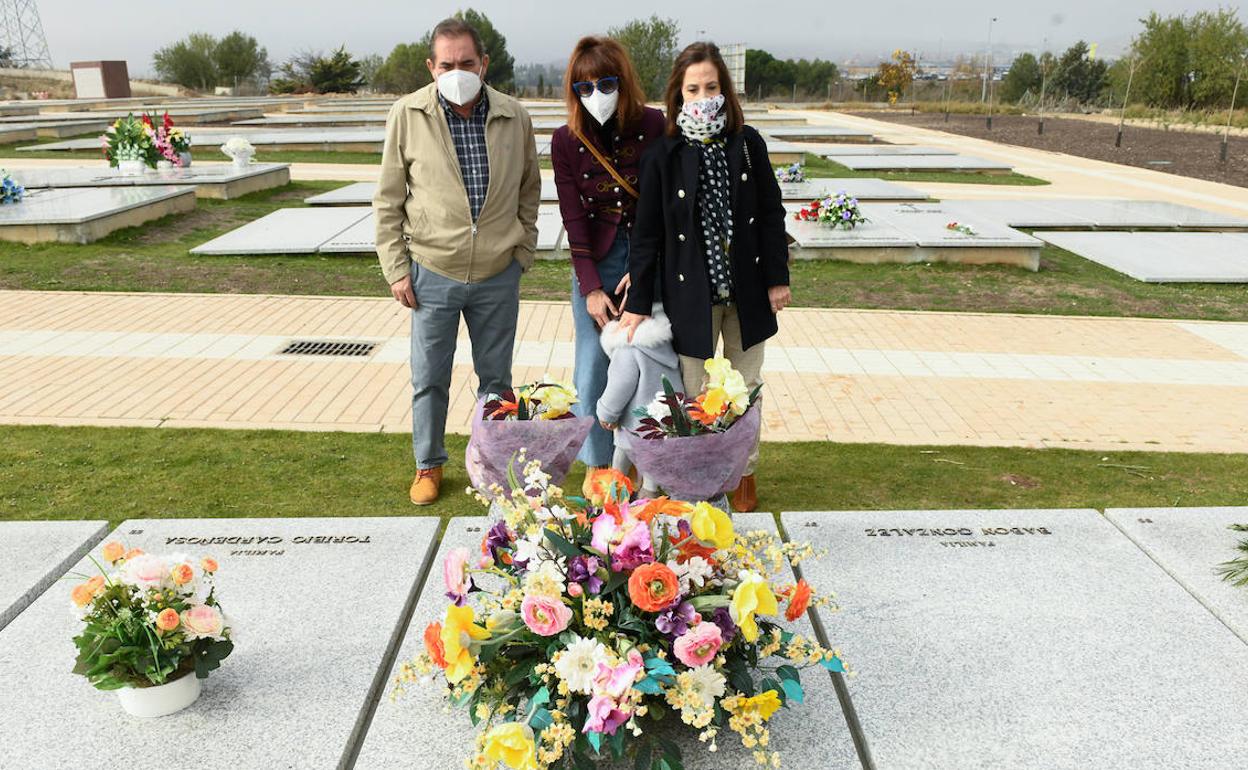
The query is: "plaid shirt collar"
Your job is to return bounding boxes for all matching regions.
[437,88,490,122]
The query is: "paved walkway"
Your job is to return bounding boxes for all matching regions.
[2,291,1246,453]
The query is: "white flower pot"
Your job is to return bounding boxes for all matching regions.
[116,672,201,718]
[156,160,174,172]
[231,152,253,168]
[178,151,192,168]
[117,159,145,177]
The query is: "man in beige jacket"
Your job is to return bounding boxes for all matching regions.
[374,17,540,505]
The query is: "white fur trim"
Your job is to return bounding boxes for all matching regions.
[600,313,673,356]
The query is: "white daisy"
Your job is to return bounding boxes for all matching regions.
[554,635,609,695]
[685,664,727,708]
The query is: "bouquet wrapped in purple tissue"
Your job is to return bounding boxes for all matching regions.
[627,401,761,501]
[465,392,594,494]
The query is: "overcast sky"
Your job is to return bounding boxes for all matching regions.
[37,0,1242,77]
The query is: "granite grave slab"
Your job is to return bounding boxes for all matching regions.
[0,520,108,631]
[0,517,441,769]
[946,199,1248,231]
[869,202,1042,269]
[353,514,860,769]
[15,162,291,199]
[761,126,875,143]
[777,178,929,202]
[782,508,1248,769]
[1107,507,1248,644]
[1038,231,1248,282]
[190,206,370,255]
[833,154,1014,173]
[316,205,566,255]
[306,178,563,206]
[818,146,956,156]
[0,186,197,244]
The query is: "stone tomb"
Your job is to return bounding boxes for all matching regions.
[15,163,292,200]
[948,199,1248,231]
[1037,231,1248,282]
[1107,507,1248,644]
[0,186,197,244]
[319,206,567,255]
[761,126,875,143]
[872,202,1042,269]
[353,514,860,769]
[784,202,918,262]
[0,520,108,631]
[817,145,955,156]
[0,517,440,768]
[831,154,1014,174]
[782,509,1248,769]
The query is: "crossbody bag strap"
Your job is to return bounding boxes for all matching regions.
[571,126,640,199]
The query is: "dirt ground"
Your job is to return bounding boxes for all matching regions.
[850,111,1248,189]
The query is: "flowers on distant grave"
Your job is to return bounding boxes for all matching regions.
[70,542,234,690]
[221,136,256,164]
[794,193,867,230]
[0,169,24,204]
[946,221,977,236]
[774,163,805,183]
[102,112,191,168]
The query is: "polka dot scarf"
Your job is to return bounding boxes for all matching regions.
[677,96,734,305]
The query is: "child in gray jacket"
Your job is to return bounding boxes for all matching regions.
[596,303,683,497]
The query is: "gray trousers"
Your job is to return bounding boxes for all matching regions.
[410,259,521,469]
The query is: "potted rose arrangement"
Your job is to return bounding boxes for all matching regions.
[102,114,156,175]
[69,540,234,718]
[221,137,256,167]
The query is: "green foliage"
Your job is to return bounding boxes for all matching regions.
[1121,8,1248,109]
[213,30,269,89]
[1000,52,1042,103]
[308,46,364,94]
[1219,524,1248,587]
[1051,40,1109,104]
[373,41,433,94]
[746,49,839,99]
[152,32,219,91]
[609,15,680,99]
[102,114,158,168]
[453,8,515,92]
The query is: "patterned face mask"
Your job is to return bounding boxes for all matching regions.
[680,94,726,123]
[677,94,727,143]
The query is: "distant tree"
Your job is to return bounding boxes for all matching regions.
[609,15,680,99]
[308,46,364,93]
[1052,40,1108,104]
[793,58,839,97]
[1131,12,1192,108]
[373,42,432,94]
[877,50,917,103]
[1187,8,1248,108]
[0,46,15,68]
[153,33,219,91]
[270,49,321,94]
[452,9,515,92]
[357,53,383,91]
[213,31,269,92]
[1000,52,1042,103]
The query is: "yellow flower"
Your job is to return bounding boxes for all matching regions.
[689,502,735,550]
[739,689,782,721]
[703,357,750,415]
[440,604,491,684]
[481,722,537,770]
[730,570,778,642]
[535,381,577,420]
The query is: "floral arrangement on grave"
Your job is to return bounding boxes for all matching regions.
[794,193,867,230]
[774,163,805,184]
[0,168,24,204]
[146,112,191,166]
[1218,525,1248,588]
[395,460,846,769]
[945,221,977,236]
[70,541,234,705]
[467,379,595,494]
[221,137,256,165]
[102,113,158,169]
[624,357,763,501]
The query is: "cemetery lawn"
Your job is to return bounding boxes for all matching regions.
[803,154,1049,185]
[1,179,1245,321]
[2,424,1247,528]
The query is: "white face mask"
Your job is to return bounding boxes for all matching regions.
[437,68,483,106]
[579,89,619,126]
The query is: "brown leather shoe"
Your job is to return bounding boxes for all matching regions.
[410,466,443,506]
[731,474,758,512]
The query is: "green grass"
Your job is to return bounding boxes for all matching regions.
[803,154,1050,186]
[1,179,1246,319]
[3,425,1245,528]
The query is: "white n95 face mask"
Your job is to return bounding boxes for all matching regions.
[438,69,483,106]
[580,89,619,126]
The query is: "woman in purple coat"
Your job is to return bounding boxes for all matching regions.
[551,36,666,488]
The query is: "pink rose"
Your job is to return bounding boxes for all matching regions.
[443,547,473,606]
[181,604,225,640]
[521,594,572,636]
[583,694,630,735]
[120,554,169,589]
[593,649,644,699]
[673,622,723,667]
[611,520,654,571]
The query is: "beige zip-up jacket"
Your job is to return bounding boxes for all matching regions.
[373,82,541,285]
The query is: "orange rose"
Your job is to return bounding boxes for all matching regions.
[785,579,813,621]
[100,541,125,563]
[200,557,219,573]
[71,581,98,607]
[424,621,448,669]
[170,563,194,586]
[586,468,634,505]
[124,548,144,560]
[628,563,680,612]
[156,608,181,632]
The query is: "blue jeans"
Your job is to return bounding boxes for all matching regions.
[410,259,521,469]
[571,232,630,467]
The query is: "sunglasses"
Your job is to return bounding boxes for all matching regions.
[572,76,620,98]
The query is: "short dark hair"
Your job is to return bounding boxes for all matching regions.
[430,17,485,60]
[664,42,744,136]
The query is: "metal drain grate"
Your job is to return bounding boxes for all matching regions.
[278,339,377,357]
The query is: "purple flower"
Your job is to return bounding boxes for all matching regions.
[485,520,512,561]
[711,606,738,644]
[568,555,604,595]
[842,210,852,220]
[655,600,696,637]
